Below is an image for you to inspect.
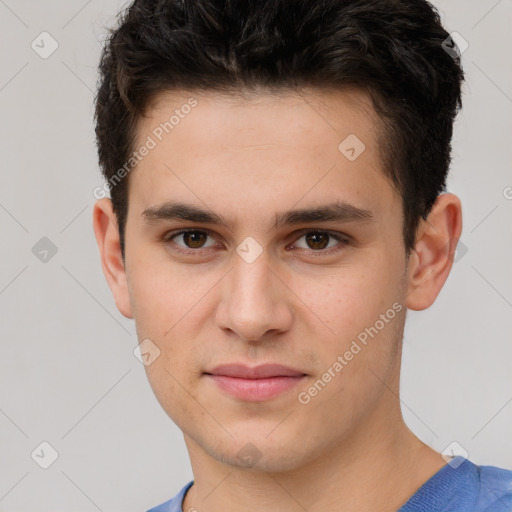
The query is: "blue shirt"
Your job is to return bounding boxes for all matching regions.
[146,456,512,512]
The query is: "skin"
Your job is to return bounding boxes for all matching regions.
[93,87,462,512]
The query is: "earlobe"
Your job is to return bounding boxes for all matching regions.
[405,193,463,311]
[92,198,134,319]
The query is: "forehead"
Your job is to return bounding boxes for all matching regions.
[142,86,379,140]
[136,87,380,159]
[128,87,397,226]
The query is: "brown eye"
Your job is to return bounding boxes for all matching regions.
[304,232,330,250]
[166,230,216,252]
[292,231,347,254]
[181,231,208,248]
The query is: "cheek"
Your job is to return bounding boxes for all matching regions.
[295,255,401,335]
[126,250,209,368]
[294,255,406,402]
[144,357,202,431]
[127,248,202,337]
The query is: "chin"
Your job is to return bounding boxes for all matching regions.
[203,431,313,473]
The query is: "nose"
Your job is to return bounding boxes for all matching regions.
[215,248,293,342]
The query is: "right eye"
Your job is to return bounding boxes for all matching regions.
[164,229,219,254]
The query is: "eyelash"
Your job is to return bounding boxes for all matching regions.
[163,229,351,257]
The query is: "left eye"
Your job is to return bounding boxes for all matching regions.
[292,231,344,252]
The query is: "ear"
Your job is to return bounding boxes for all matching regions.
[406,193,463,311]
[92,198,133,319]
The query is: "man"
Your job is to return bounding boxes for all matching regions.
[92,0,512,511]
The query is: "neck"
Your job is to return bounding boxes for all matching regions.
[182,397,446,512]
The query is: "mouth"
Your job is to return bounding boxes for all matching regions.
[204,363,307,401]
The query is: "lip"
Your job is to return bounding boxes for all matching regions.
[206,363,306,379]
[204,363,307,402]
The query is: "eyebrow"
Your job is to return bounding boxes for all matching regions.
[141,200,375,231]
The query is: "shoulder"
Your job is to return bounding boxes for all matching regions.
[476,463,512,512]
[146,481,194,512]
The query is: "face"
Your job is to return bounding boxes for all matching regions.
[120,88,411,471]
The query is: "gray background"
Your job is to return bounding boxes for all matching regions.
[0,0,511,511]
